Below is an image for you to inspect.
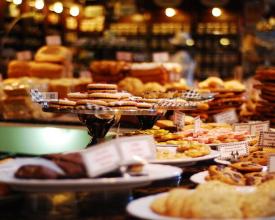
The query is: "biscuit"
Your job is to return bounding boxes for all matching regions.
[67,92,88,99]
[230,161,263,172]
[76,99,108,106]
[87,83,117,90]
[244,172,266,186]
[136,102,153,109]
[88,93,122,99]
[239,151,268,166]
[108,101,137,107]
[58,99,76,106]
[87,89,117,94]
[150,195,167,215]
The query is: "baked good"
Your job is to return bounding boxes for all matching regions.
[244,172,267,186]
[88,93,123,101]
[230,161,263,172]
[15,165,61,179]
[34,45,72,63]
[87,83,117,91]
[136,102,153,109]
[58,99,76,106]
[198,77,224,89]
[76,99,108,106]
[150,195,167,215]
[239,151,268,166]
[29,62,65,78]
[7,60,31,78]
[67,92,88,100]
[118,77,144,96]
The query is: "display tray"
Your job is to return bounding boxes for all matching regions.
[0,162,182,193]
[150,148,219,166]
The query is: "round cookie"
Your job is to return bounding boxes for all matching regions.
[58,99,76,106]
[67,92,88,99]
[88,93,122,100]
[76,99,108,106]
[87,89,117,94]
[230,161,263,172]
[108,100,137,107]
[87,83,117,90]
[137,102,153,109]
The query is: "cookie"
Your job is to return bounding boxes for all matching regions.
[230,161,263,172]
[76,99,108,106]
[109,100,137,107]
[136,102,153,109]
[67,92,88,99]
[244,172,266,186]
[87,83,117,90]
[58,99,76,106]
[87,89,117,94]
[150,195,167,215]
[239,151,268,166]
[88,93,122,100]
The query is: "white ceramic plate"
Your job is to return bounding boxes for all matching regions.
[150,148,219,166]
[0,161,182,193]
[127,190,275,220]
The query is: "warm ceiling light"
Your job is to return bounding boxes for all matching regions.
[53,2,63,14]
[13,0,22,5]
[35,0,44,10]
[70,5,80,17]
[165,8,176,17]
[220,37,230,46]
[212,7,222,17]
[186,39,195,46]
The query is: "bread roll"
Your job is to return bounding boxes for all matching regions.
[7,60,31,78]
[29,62,65,78]
[34,45,72,63]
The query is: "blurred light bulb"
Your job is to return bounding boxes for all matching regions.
[186,39,195,46]
[220,37,230,46]
[212,7,222,17]
[35,0,44,10]
[53,2,63,14]
[70,5,80,17]
[13,0,22,5]
[165,8,176,17]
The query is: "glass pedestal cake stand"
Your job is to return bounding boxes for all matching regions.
[42,106,163,146]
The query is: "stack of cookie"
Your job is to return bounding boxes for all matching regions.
[254,67,275,127]
[47,83,155,111]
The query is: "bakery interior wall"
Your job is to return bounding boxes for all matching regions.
[0,0,271,80]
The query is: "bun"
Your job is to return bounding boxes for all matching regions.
[34,45,72,63]
[29,62,65,78]
[7,60,31,78]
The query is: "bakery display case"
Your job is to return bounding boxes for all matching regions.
[0,0,275,219]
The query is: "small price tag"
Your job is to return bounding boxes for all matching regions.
[116,135,156,165]
[81,141,121,177]
[259,131,275,147]
[173,111,185,131]
[250,121,270,136]
[133,53,148,62]
[213,109,238,124]
[116,51,133,62]
[16,51,32,61]
[217,141,249,160]
[46,35,62,46]
[194,116,201,133]
[268,154,275,173]
[152,52,169,63]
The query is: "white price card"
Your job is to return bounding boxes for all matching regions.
[152,52,169,63]
[213,109,238,124]
[116,51,133,62]
[194,116,201,133]
[173,111,185,131]
[259,131,275,147]
[116,135,156,165]
[81,141,121,177]
[40,92,58,102]
[250,121,270,136]
[16,51,32,61]
[217,141,249,160]
[46,35,61,46]
[233,123,251,133]
[268,154,275,173]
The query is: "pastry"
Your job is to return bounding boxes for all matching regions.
[7,60,31,78]
[87,83,117,91]
[15,165,61,179]
[136,102,153,109]
[239,151,268,166]
[88,92,122,100]
[35,45,72,63]
[230,161,263,172]
[67,92,88,99]
[244,172,267,186]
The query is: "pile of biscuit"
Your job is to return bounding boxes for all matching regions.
[48,83,154,111]
[187,77,246,120]
[151,180,275,219]
[206,149,275,186]
[254,67,275,127]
